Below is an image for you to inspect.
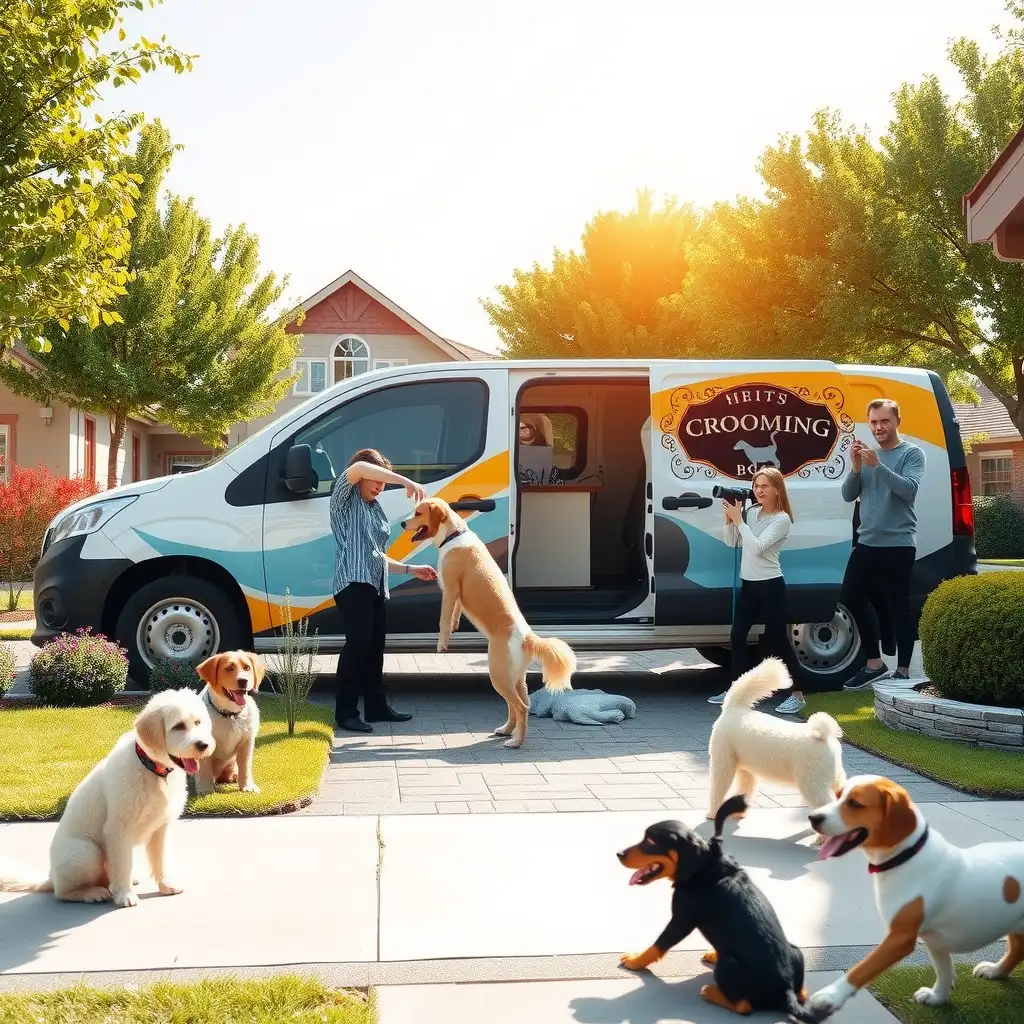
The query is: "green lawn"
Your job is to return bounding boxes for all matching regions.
[0,626,31,639]
[0,976,375,1024]
[0,694,334,819]
[871,963,1024,1023]
[980,558,1024,567]
[799,691,1024,797]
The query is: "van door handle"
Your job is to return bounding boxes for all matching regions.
[450,498,496,513]
[662,493,713,511]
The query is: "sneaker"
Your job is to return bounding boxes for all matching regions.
[775,694,806,715]
[843,665,890,692]
[890,670,911,681]
[707,691,728,705]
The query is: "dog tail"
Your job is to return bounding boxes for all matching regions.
[0,868,52,893]
[806,711,843,742]
[721,657,792,710]
[784,989,822,1023]
[711,794,747,849]
[524,633,576,692]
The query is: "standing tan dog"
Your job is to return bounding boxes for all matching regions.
[400,496,576,748]
[194,650,265,795]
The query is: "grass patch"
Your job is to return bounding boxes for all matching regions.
[0,627,31,640]
[871,963,1024,1023]
[980,559,1024,567]
[0,695,334,820]
[799,691,1024,797]
[0,975,375,1024]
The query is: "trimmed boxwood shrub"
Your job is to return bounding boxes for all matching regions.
[973,495,1024,559]
[29,628,129,707]
[0,643,15,697]
[149,656,202,693]
[919,572,1024,708]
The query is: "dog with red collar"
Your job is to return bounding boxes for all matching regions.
[807,773,1024,1017]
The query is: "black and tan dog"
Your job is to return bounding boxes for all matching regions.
[617,795,819,1020]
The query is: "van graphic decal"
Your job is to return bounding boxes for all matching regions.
[660,381,854,482]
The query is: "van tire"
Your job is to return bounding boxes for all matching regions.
[115,576,246,688]
[788,603,867,689]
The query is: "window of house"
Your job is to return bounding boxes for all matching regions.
[166,453,211,475]
[292,378,489,494]
[980,455,1013,496]
[0,424,9,485]
[374,358,408,371]
[332,336,371,384]
[293,358,328,397]
[518,407,587,480]
[84,417,96,483]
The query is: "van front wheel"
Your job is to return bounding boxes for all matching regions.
[115,576,246,687]
[789,603,866,688]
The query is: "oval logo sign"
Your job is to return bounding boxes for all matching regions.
[674,382,844,479]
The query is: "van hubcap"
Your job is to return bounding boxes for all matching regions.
[789,604,860,675]
[138,599,220,668]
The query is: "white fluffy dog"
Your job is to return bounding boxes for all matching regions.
[707,658,846,826]
[0,688,215,908]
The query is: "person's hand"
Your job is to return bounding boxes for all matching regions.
[410,564,438,582]
[851,441,863,471]
[404,479,426,503]
[723,500,743,525]
[859,445,879,468]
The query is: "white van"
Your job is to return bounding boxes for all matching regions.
[32,358,977,687]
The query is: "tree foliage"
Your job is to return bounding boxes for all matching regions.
[0,122,302,488]
[0,0,194,352]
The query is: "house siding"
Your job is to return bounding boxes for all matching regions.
[0,389,72,476]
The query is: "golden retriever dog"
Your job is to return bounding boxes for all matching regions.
[194,650,264,795]
[0,688,214,908]
[400,496,577,748]
[707,657,846,830]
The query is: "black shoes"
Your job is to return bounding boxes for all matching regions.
[365,705,413,723]
[338,716,373,733]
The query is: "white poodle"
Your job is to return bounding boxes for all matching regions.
[0,688,215,907]
[707,658,846,826]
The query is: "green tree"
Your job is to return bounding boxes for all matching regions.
[1,0,194,352]
[483,189,700,359]
[0,122,302,488]
[686,3,1024,429]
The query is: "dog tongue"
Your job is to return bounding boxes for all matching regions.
[179,758,199,775]
[818,833,849,860]
[629,869,646,886]
[231,690,247,707]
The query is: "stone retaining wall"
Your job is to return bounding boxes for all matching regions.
[874,683,1024,751]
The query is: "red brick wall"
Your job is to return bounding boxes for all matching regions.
[966,439,1024,501]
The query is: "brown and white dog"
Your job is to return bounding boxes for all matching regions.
[400,496,576,748]
[194,650,265,795]
[807,774,1024,1017]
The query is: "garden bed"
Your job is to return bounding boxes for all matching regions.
[0,694,335,820]
[799,691,1024,798]
[0,976,375,1024]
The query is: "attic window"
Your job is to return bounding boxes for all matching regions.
[333,336,371,383]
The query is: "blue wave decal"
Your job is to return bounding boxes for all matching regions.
[656,514,851,589]
[133,496,511,602]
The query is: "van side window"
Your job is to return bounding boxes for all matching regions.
[518,407,587,484]
[293,379,489,493]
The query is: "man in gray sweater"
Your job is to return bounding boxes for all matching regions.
[839,398,925,690]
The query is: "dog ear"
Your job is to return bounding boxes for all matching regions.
[874,781,917,850]
[428,500,445,534]
[135,701,167,759]
[250,653,266,692]
[196,653,223,687]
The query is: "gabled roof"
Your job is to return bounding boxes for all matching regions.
[281,269,466,361]
[953,384,1021,442]
[445,338,497,360]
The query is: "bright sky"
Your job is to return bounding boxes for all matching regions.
[109,0,1011,352]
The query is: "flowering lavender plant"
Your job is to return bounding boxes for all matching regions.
[0,642,15,697]
[29,628,129,707]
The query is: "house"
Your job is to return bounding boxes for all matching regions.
[227,269,493,446]
[954,384,1024,500]
[0,270,492,487]
[964,123,1024,260]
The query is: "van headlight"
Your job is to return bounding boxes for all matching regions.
[44,496,138,552]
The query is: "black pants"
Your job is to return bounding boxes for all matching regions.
[730,576,800,685]
[840,543,916,667]
[334,582,388,722]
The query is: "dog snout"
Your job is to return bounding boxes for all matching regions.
[616,848,628,862]
[195,739,210,753]
[808,812,825,831]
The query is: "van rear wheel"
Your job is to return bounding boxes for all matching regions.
[115,576,246,688]
[789,603,865,688]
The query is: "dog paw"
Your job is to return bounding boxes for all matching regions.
[914,986,951,1005]
[973,961,1005,981]
[701,950,718,966]
[79,886,111,903]
[240,781,261,794]
[157,880,183,896]
[619,953,649,972]
[436,642,448,654]
[490,727,511,737]
[807,984,846,1017]
[112,888,139,908]
[502,737,523,748]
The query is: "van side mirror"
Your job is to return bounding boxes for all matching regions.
[284,444,316,494]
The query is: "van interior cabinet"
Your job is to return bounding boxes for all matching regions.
[515,486,598,588]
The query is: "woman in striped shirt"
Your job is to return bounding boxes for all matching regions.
[331,448,438,733]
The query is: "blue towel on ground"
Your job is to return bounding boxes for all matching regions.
[528,687,636,725]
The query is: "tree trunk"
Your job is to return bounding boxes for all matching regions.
[107,412,127,490]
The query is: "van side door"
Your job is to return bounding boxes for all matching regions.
[650,362,857,630]
[256,368,510,646]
